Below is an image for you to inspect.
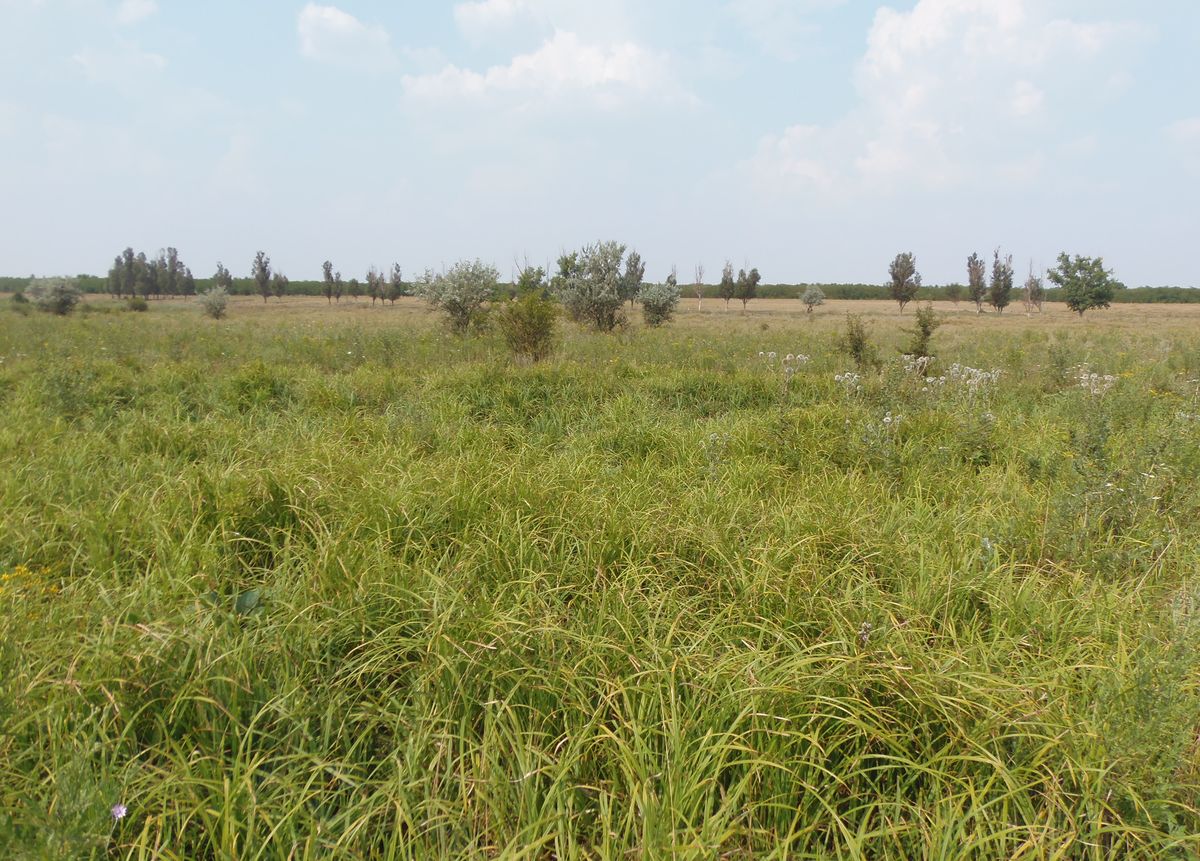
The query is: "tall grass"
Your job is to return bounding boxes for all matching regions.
[1,305,1199,858]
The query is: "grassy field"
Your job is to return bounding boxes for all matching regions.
[3,295,1200,858]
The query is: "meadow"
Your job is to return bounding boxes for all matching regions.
[2,295,1200,859]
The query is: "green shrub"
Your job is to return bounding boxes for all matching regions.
[841,313,879,370]
[903,303,942,359]
[126,297,149,313]
[496,292,559,362]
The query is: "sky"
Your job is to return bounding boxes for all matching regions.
[1,0,1197,286]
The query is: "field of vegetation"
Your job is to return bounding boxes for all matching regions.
[3,296,1200,858]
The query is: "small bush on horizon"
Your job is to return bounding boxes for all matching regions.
[198,285,229,319]
[801,285,826,314]
[126,297,149,312]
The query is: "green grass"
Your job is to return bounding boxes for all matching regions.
[2,303,1200,859]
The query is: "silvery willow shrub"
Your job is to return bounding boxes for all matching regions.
[496,291,559,363]
[26,278,82,315]
[556,241,627,332]
[416,259,498,335]
[640,280,680,327]
[198,285,229,319]
[801,286,825,313]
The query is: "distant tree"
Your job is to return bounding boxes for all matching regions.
[694,263,705,310]
[556,241,627,331]
[151,250,170,299]
[333,271,344,303]
[550,251,581,296]
[27,278,82,315]
[718,262,735,310]
[515,264,547,297]
[416,259,498,334]
[989,249,1014,314]
[888,252,921,313]
[120,247,137,298]
[322,261,335,303]
[214,261,234,292]
[641,274,680,327]
[182,267,197,297]
[1047,253,1116,317]
[366,268,382,305]
[619,250,646,308]
[387,264,405,303]
[107,256,123,298]
[347,278,361,301]
[1022,264,1045,312]
[801,285,826,314]
[165,247,182,297]
[944,283,963,304]
[135,252,154,299]
[967,253,987,313]
[252,251,272,303]
[272,272,289,300]
[734,266,761,312]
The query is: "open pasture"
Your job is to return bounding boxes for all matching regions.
[2,298,1200,858]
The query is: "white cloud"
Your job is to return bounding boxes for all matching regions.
[402,30,680,108]
[728,0,846,61]
[1009,80,1044,117]
[451,0,634,43]
[297,3,392,68]
[745,0,1139,196]
[454,0,534,40]
[72,44,166,84]
[115,0,156,25]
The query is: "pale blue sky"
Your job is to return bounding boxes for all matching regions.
[1,0,1197,285]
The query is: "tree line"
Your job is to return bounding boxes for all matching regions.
[887,250,1121,317]
[4,245,1172,315]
